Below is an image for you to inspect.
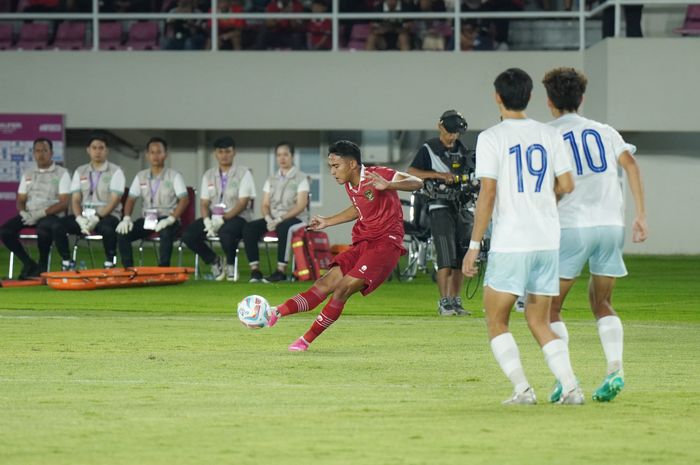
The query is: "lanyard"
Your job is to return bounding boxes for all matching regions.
[149,177,162,208]
[219,170,229,203]
[89,171,102,200]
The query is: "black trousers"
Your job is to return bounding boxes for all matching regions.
[0,214,65,271]
[429,207,474,270]
[603,3,643,38]
[242,217,301,265]
[58,215,120,262]
[182,216,246,265]
[117,217,179,267]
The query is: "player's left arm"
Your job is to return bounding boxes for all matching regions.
[368,171,423,192]
[462,177,496,278]
[618,150,648,242]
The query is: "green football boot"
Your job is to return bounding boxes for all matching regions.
[549,380,563,403]
[592,370,625,402]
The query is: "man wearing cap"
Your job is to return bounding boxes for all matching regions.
[408,110,475,316]
[182,136,255,281]
[116,137,189,268]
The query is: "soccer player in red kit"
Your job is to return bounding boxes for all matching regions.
[267,140,423,352]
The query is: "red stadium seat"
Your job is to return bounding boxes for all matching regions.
[0,23,13,50]
[13,22,50,50]
[53,21,88,50]
[99,22,123,50]
[673,5,700,36]
[122,21,160,50]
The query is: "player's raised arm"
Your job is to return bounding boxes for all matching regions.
[308,205,358,231]
[368,171,423,192]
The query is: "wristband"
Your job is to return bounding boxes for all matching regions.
[469,240,481,250]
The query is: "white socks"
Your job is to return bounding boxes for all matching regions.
[550,321,569,346]
[490,332,530,394]
[597,315,624,375]
[542,339,577,392]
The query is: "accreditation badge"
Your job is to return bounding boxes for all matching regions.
[144,208,158,230]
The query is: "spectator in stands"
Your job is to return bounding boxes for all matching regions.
[163,0,207,50]
[598,0,643,37]
[0,138,70,279]
[206,0,247,50]
[243,141,309,283]
[307,0,332,50]
[414,0,448,50]
[21,0,60,12]
[462,0,523,50]
[182,136,255,281]
[537,0,573,11]
[254,0,305,50]
[59,134,126,270]
[116,137,189,268]
[366,0,415,51]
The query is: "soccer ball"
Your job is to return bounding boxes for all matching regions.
[237,295,271,329]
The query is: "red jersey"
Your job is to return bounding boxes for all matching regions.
[345,165,404,248]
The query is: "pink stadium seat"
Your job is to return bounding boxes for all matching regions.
[122,21,159,50]
[0,23,13,50]
[53,21,88,50]
[346,23,370,51]
[13,22,50,50]
[99,21,122,50]
[673,5,700,36]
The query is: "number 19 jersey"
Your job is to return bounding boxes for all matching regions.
[475,118,572,252]
[549,113,636,229]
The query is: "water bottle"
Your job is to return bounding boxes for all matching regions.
[78,260,87,271]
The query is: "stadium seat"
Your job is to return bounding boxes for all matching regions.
[138,186,195,267]
[346,23,370,51]
[0,23,13,50]
[53,21,88,50]
[122,21,159,50]
[13,22,50,50]
[673,5,700,36]
[99,22,123,50]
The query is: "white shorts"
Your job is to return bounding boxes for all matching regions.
[559,226,628,279]
[484,250,559,296]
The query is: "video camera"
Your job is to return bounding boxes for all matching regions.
[422,150,479,207]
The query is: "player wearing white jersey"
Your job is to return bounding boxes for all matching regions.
[462,68,583,405]
[542,67,648,403]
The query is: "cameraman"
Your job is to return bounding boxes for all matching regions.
[408,110,475,316]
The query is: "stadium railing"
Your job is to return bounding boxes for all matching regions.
[0,0,696,52]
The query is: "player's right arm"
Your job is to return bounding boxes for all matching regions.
[618,150,648,242]
[462,177,496,278]
[308,205,358,231]
[554,171,574,196]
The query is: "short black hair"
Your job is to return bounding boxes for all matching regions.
[542,67,588,113]
[87,133,109,147]
[328,140,361,164]
[213,136,235,149]
[146,136,168,152]
[494,68,533,111]
[33,138,53,150]
[275,141,295,156]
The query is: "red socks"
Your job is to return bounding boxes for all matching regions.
[278,286,327,316]
[303,298,345,343]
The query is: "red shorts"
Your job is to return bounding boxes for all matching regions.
[330,239,403,296]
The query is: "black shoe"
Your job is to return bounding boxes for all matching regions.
[61,260,76,271]
[18,262,40,280]
[264,270,287,283]
[249,269,264,283]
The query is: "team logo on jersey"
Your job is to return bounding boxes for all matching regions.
[360,265,367,274]
[363,189,374,201]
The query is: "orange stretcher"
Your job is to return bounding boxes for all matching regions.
[41,267,194,291]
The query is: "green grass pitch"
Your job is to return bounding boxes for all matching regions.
[1,254,699,465]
